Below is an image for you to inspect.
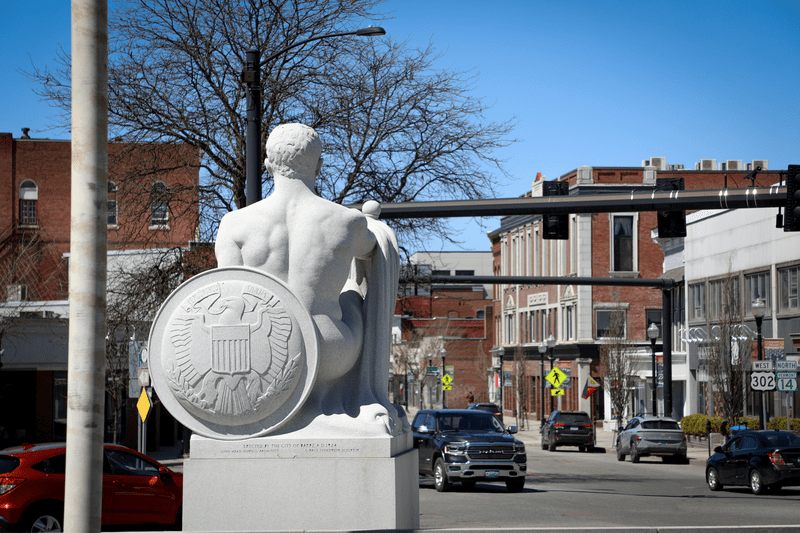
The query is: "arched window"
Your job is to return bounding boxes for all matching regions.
[19,180,38,225]
[108,181,118,226]
[149,182,169,228]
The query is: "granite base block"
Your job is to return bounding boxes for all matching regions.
[183,435,419,531]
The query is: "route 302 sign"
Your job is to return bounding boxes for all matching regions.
[750,371,776,391]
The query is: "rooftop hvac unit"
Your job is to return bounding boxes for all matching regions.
[724,160,743,171]
[751,159,768,171]
[650,157,666,170]
[698,159,717,171]
[668,164,685,171]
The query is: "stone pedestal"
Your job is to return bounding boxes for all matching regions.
[183,433,419,531]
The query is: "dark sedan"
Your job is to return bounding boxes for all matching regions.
[706,430,800,495]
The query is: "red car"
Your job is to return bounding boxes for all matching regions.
[0,443,182,532]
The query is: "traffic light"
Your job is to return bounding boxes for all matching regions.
[542,180,569,240]
[655,177,686,238]
[785,165,800,232]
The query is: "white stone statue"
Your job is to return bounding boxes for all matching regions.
[213,123,407,438]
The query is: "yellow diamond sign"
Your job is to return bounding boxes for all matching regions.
[546,367,567,388]
[441,374,453,385]
[137,388,152,423]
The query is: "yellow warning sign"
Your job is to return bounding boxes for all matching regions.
[442,385,453,391]
[137,388,152,423]
[441,374,453,385]
[551,388,565,396]
[546,367,568,388]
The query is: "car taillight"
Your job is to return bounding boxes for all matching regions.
[635,436,642,441]
[584,424,593,428]
[553,423,565,427]
[768,452,786,466]
[0,477,25,496]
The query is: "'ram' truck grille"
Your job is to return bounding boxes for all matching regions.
[466,444,515,460]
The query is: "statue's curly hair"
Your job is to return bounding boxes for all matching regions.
[265,123,322,180]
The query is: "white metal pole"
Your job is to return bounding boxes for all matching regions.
[64,1,108,531]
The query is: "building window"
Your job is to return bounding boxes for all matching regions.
[708,278,739,320]
[646,309,662,340]
[150,182,169,228]
[569,215,578,275]
[564,304,576,341]
[689,283,706,321]
[611,215,634,272]
[108,181,118,226]
[19,180,38,225]
[745,272,770,316]
[779,265,800,312]
[596,309,626,339]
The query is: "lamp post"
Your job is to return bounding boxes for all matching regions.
[752,298,767,430]
[242,27,386,207]
[547,334,556,414]
[440,346,447,409]
[647,322,660,417]
[538,341,547,427]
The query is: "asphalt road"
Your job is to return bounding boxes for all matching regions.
[418,443,800,530]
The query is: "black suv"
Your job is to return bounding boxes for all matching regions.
[540,410,595,452]
[412,409,526,492]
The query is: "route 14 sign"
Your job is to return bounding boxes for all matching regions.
[750,371,776,391]
[777,371,798,392]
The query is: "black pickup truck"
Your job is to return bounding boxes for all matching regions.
[411,409,527,492]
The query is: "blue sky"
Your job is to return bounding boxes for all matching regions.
[2,1,798,251]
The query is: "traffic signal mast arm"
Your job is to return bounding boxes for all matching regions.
[369,185,786,219]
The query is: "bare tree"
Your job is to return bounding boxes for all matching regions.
[598,304,638,431]
[25,0,516,247]
[707,274,749,424]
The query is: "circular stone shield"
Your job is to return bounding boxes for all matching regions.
[148,267,318,439]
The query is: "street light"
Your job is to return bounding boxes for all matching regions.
[752,298,767,430]
[538,341,547,427]
[647,322,660,417]
[547,334,556,415]
[242,27,386,206]
[440,346,447,409]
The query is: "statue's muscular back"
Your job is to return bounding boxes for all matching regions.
[216,181,373,322]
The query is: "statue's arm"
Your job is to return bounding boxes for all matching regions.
[214,216,245,267]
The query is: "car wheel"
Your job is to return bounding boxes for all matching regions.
[586,444,595,453]
[548,440,556,452]
[21,504,64,532]
[706,467,723,491]
[541,435,548,451]
[750,469,766,495]
[630,442,640,463]
[433,457,452,492]
[616,447,625,462]
[506,477,525,492]
[578,445,585,452]
[461,481,476,490]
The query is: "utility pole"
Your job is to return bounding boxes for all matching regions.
[65,1,108,531]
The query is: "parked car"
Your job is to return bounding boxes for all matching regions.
[412,409,526,492]
[616,416,688,463]
[540,410,595,452]
[706,430,800,495]
[466,403,503,423]
[0,442,182,532]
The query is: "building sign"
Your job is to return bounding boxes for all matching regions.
[502,363,514,387]
[527,293,549,307]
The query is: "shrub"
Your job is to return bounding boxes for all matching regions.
[679,414,760,437]
[766,418,800,431]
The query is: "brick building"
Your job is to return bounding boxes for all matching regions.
[0,131,200,448]
[392,252,495,410]
[489,158,781,426]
